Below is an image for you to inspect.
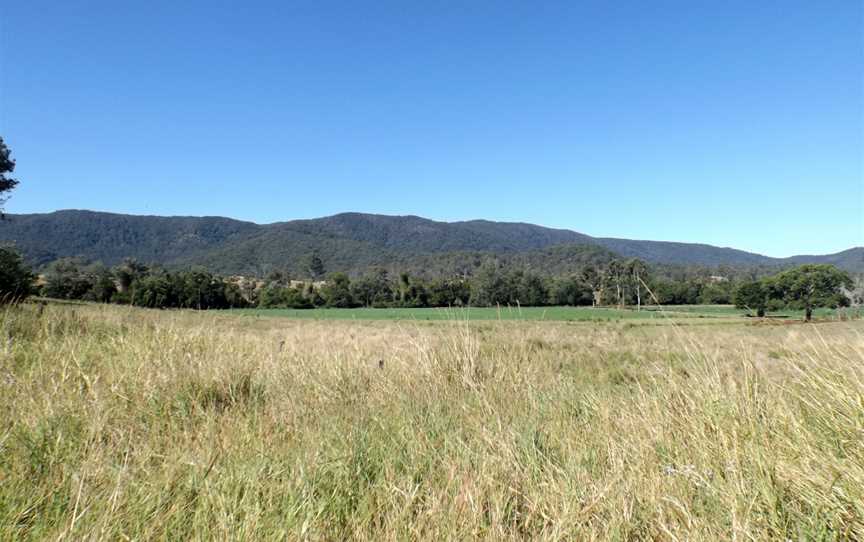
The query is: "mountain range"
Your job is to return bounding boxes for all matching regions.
[0,210,860,276]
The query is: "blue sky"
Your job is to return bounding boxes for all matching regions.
[1,1,861,257]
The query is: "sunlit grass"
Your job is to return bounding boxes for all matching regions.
[1,302,862,539]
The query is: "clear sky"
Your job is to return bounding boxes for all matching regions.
[1,1,861,257]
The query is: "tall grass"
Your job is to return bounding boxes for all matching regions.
[0,303,861,540]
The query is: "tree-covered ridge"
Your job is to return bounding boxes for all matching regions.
[0,210,861,276]
[0,210,261,268]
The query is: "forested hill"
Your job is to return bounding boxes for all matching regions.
[0,210,860,276]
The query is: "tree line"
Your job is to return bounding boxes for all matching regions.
[0,248,853,319]
[30,255,706,309]
[37,257,250,309]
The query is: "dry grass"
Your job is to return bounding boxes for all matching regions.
[0,303,862,540]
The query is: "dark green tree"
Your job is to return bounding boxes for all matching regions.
[321,273,355,308]
[699,281,733,305]
[650,278,702,305]
[0,137,19,214]
[470,259,509,306]
[397,272,411,305]
[42,258,92,300]
[387,271,428,307]
[258,284,310,308]
[302,282,325,307]
[83,264,118,303]
[427,278,470,307]
[257,284,285,308]
[177,270,222,309]
[265,269,290,286]
[306,253,326,280]
[550,275,592,306]
[0,246,34,302]
[733,280,768,317]
[131,274,175,308]
[223,281,249,308]
[114,258,149,294]
[350,268,393,307]
[771,264,852,321]
[515,272,548,306]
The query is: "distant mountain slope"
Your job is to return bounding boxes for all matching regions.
[277,213,593,252]
[0,210,859,275]
[780,248,864,271]
[0,210,262,267]
[592,237,769,266]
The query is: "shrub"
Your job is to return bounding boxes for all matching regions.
[0,246,34,302]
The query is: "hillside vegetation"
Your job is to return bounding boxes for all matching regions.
[1,303,862,539]
[2,210,860,275]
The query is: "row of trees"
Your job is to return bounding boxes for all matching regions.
[18,254,731,309]
[258,263,854,316]
[257,270,472,309]
[39,257,250,309]
[0,245,855,319]
[254,259,742,309]
[733,264,852,321]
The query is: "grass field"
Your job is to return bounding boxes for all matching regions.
[234,304,860,322]
[1,302,863,539]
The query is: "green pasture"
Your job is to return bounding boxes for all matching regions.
[231,304,862,322]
